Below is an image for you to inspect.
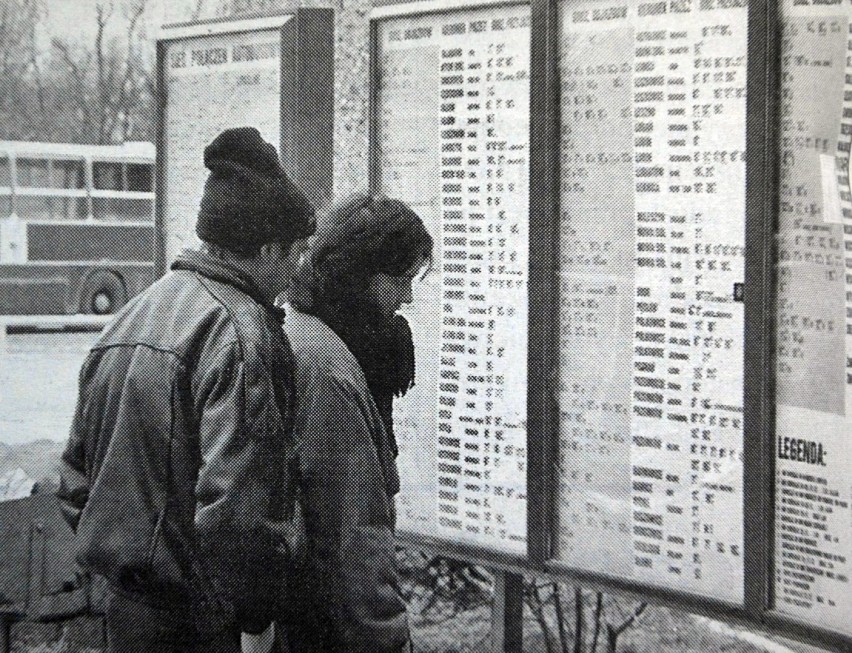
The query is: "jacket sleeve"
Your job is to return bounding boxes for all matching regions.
[296,372,409,653]
[193,340,289,633]
[57,355,94,533]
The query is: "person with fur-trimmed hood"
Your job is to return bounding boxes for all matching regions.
[278,192,433,653]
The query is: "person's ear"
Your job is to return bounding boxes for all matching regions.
[257,243,274,260]
[286,238,309,264]
[257,242,286,261]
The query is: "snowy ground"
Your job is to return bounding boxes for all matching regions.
[0,332,94,446]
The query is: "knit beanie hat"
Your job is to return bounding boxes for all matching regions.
[196,127,316,256]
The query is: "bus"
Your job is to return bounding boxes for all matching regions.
[0,141,155,315]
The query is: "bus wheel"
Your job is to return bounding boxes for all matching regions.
[79,272,127,315]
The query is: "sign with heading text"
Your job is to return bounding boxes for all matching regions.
[162,28,284,264]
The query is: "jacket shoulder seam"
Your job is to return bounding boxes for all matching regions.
[89,342,189,367]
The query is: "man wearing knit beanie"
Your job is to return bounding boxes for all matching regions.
[58,127,315,652]
[197,126,315,257]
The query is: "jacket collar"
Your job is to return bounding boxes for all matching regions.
[171,249,287,322]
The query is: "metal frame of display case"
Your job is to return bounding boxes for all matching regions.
[154,9,334,276]
[369,0,547,574]
[368,0,850,650]
[542,0,775,625]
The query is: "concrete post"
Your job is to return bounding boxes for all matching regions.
[491,571,524,653]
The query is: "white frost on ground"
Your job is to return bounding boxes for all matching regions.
[693,616,820,653]
[0,467,35,501]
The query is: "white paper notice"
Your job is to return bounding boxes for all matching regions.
[820,153,843,225]
[377,4,531,554]
[556,0,748,604]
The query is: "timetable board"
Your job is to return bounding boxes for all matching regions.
[774,0,852,636]
[160,27,284,266]
[554,0,749,604]
[369,0,851,646]
[375,3,531,554]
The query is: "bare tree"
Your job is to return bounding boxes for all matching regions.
[49,0,154,144]
[0,0,48,140]
[191,0,210,19]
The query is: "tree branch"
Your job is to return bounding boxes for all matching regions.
[590,592,603,653]
[51,38,94,135]
[553,583,571,653]
[573,587,583,653]
[94,2,114,142]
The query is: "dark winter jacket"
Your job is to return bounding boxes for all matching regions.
[57,250,298,635]
[280,307,409,653]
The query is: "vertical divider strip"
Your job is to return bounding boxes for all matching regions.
[527,0,560,565]
[294,9,335,210]
[742,0,777,619]
[279,18,298,190]
[154,40,167,278]
[368,18,381,194]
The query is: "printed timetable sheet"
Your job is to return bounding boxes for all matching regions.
[555,0,748,603]
[775,0,852,635]
[377,4,531,554]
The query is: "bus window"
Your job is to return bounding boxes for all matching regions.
[92,197,152,222]
[16,196,87,220]
[0,156,9,216]
[0,157,10,187]
[52,159,85,189]
[17,158,50,187]
[126,164,153,192]
[93,161,122,190]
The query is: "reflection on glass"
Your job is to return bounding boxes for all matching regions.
[93,161,122,190]
[17,158,50,187]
